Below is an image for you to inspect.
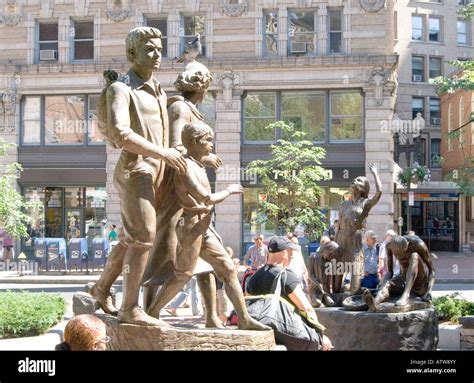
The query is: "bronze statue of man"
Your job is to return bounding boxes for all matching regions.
[363,235,435,312]
[144,122,269,331]
[89,27,187,326]
[333,163,382,294]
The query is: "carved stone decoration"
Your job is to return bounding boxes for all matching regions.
[1,92,17,116]
[147,0,164,14]
[218,71,239,108]
[0,91,17,133]
[185,0,201,13]
[293,0,312,8]
[106,0,130,23]
[367,67,392,106]
[0,0,23,27]
[221,0,248,17]
[359,0,386,13]
[74,0,92,18]
[263,0,278,9]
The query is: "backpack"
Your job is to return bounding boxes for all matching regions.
[96,70,120,148]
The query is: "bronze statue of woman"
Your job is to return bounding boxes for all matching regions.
[332,163,382,294]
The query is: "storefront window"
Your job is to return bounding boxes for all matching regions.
[243,188,278,243]
[22,96,41,144]
[244,93,276,142]
[23,187,45,246]
[88,94,105,144]
[65,187,83,207]
[85,187,106,239]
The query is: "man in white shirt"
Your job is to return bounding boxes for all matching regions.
[243,234,269,270]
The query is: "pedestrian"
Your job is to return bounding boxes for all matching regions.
[361,230,380,289]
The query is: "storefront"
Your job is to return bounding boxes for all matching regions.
[397,184,461,252]
[21,186,107,258]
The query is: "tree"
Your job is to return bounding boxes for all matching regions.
[246,121,330,241]
[0,139,35,239]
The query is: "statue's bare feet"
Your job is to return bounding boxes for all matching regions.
[363,289,377,312]
[238,316,271,331]
[323,295,336,307]
[395,296,409,307]
[118,306,173,328]
[89,284,118,316]
[206,315,225,329]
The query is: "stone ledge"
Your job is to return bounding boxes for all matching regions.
[98,314,276,351]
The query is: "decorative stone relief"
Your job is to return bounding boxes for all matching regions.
[262,0,278,9]
[0,0,23,27]
[221,0,248,17]
[185,0,201,13]
[74,0,91,18]
[106,0,130,23]
[367,67,395,106]
[147,0,164,14]
[218,71,239,108]
[293,0,311,8]
[359,0,386,13]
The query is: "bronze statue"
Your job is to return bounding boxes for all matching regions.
[363,235,435,312]
[307,237,337,307]
[332,163,382,294]
[142,61,223,327]
[144,122,269,331]
[89,27,187,326]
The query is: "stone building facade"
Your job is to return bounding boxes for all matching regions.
[1,0,403,256]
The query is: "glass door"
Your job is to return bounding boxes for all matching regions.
[65,209,82,241]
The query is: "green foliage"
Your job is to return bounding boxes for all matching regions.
[246,121,330,241]
[458,3,474,19]
[0,291,66,338]
[433,293,474,323]
[397,162,431,188]
[430,60,474,94]
[0,139,38,239]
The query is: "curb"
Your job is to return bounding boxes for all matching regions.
[0,277,123,285]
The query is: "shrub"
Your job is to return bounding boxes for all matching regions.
[432,293,474,323]
[0,291,66,338]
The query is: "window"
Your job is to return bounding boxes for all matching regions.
[72,21,94,61]
[429,57,442,79]
[288,11,316,56]
[448,103,453,151]
[181,15,206,56]
[458,20,468,45]
[45,96,85,145]
[243,187,278,243]
[147,17,168,57]
[430,139,441,168]
[412,97,424,120]
[458,0,470,5]
[281,91,325,142]
[244,93,276,142]
[264,11,278,56]
[22,96,41,144]
[38,22,58,62]
[412,56,425,82]
[244,90,362,143]
[412,15,423,41]
[330,91,363,142]
[87,95,104,144]
[429,98,441,125]
[328,10,342,54]
[21,95,103,146]
[459,97,465,147]
[198,94,216,129]
[429,17,441,42]
[23,187,45,247]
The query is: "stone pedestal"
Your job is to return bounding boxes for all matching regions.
[98,314,276,351]
[315,307,439,350]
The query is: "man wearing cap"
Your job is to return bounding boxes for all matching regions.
[361,230,380,289]
[247,236,333,351]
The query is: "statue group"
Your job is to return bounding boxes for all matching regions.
[90,26,435,337]
[90,26,267,331]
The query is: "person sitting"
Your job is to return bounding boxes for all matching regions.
[55,315,109,351]
[246,236,333,351]
[360,231,380,290]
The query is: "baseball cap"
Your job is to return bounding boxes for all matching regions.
[268,236,300,253]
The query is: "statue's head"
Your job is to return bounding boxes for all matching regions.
[174,61,213,101]
[350,176,370,199]
[182,122,214,154]
[126,27,162,70]
[319,240,339,261]
[388,235,409,254]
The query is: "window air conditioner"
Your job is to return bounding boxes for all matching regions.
[39,49,58,61]
[412,74,423,82]
[431,117,441,125]
[291,42,307,54]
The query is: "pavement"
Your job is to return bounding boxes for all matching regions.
[0,251,472,285]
